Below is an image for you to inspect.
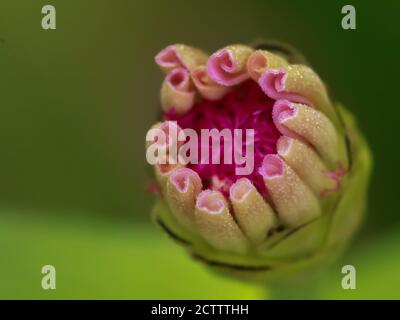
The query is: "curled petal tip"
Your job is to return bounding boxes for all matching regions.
[273,100,340,165]
[230,178,277,244]
[196,190,226,214]
[155,44,208,72]
[155,162,182,189]
[166,168,202,230]
[247,50,288,81]
[260,154,321,228]
[229,178,253,202]
[167,67,191,91]
[258,68,311,107]
[195,190,248,253]
[259,69,287,94]
[155,45,183,70]
[273,99,298,123]
[258,64,337,121]
[272,100,302,140]
[207,45,253,86]
[151,119,185,187]
[170,167,202,194]
[259,154,285,179]
[161,68,195,114]
[191,66,230,100]
[247,51,267,81]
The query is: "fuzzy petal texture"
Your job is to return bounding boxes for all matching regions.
[273,100,340,165]
[161,68,196,114]
[155,44,208,72]
[259,155,321,228]
[191,65,230,100]
[277,136,335,195]
[247,50,288,81]
[195,190,249,253]
[229,178,277,244]
[207,45,253,86]
[166,168,202,230]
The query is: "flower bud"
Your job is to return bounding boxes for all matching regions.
[146,41,372,282]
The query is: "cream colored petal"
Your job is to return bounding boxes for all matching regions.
[195,190,249,253]
[229,178,277,244]
[246,50,288,81]
[260,155,321,228]
[273,100,339,165]
[165,168,202,230]
[154,163,183,192]
[190,65,230,100]
[207,44,253,86]
[161,68,196,114]
[155,44,208,72]
[277,136,336,195]
[258,65,336,121]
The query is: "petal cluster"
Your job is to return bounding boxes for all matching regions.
[148,43,351,254]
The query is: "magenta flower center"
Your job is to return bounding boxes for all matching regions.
[165,80,281,195]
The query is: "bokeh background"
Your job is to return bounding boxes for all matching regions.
[0,0,399,299]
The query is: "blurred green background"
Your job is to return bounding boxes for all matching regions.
[0,0,399,299]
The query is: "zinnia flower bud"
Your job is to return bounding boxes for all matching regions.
[146,41,372,282]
